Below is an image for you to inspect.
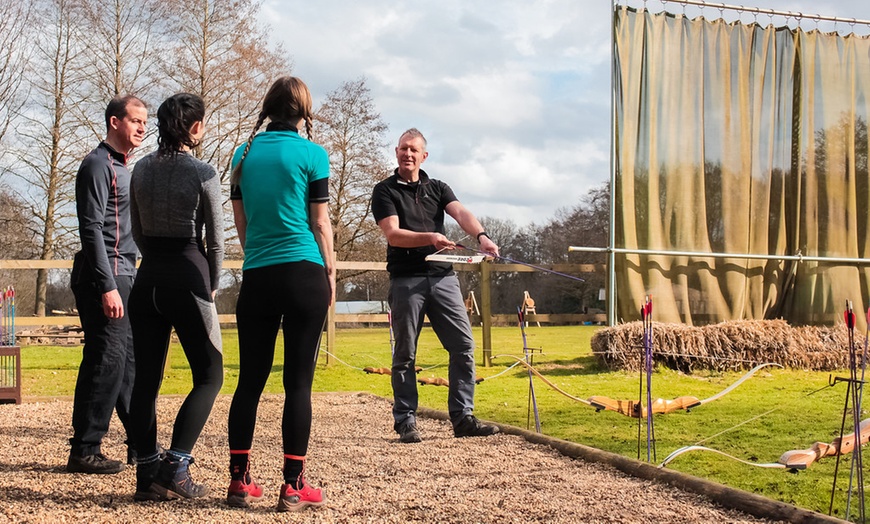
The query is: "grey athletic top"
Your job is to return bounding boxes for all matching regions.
[130,151,224,296]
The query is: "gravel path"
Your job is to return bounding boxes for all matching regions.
[0,392,782,523]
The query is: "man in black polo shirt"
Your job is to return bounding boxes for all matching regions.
[68,95,147,474]
[371,128,500,443]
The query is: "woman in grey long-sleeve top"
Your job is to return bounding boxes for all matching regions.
[127,93,224,502]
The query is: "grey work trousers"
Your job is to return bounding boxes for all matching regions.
[389,274,476,428]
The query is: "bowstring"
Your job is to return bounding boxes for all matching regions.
[686,381,837,448]
[453,243,586,282]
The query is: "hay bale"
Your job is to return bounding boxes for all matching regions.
[591,319,852,372]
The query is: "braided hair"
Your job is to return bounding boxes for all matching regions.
[156,93,206,154]
[230,76,314,186]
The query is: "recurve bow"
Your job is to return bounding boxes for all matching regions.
[589,362,782,418]
[363,365,423,376]
[661,418,870,470]
[492,356,780,418]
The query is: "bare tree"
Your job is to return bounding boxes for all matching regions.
[154,0,293,263]
[534,184,609,313]
[0,188,40,260]
[0,2,33,153]
[163,0,292,180]
[315,78,391,264]
[0,189,40,316]
[13,0,90,315]
[73,0,171,139]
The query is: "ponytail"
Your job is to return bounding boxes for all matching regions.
[156,93,205,154]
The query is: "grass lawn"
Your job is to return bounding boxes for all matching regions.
[19,325,868,519]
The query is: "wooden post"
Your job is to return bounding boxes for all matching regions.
[325,300,335,365]
[480,260,492,367]
[325,251,338,366]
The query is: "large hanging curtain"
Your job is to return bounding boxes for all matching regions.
[614,5,870,326]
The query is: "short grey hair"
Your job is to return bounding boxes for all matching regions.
[399,128,427,149]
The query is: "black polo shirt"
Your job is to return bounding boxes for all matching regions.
[371,169,458,277]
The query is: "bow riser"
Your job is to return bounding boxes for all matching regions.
[778,442,834,470]
[589,395,701,418]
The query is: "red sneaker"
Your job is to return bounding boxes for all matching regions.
[276,478,324,512]
[226,477,264,508]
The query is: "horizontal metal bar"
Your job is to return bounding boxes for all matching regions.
[567,246,870,264]
[658,0,870,26]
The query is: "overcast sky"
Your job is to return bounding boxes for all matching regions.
[260,0,870,226]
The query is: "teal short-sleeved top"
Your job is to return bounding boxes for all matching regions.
[230,130,330,270]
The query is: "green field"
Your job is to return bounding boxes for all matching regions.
[20,325,869,520]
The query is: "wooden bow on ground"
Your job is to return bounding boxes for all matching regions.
[363,367,483,385]
[417,375,485,386]
[363,366,422,376]
[492,355,781,418]
[590,362,782,417]
[587,395,703,418]
[661,418,870,470]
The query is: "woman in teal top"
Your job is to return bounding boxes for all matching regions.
[226,76,335,513]
[231,128,328,270]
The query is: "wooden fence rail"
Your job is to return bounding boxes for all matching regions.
[0,259,604,366]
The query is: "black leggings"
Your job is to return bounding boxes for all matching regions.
[129,286,224,456]
[228,261,329,456]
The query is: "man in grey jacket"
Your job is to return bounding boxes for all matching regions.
[68,95,147,474]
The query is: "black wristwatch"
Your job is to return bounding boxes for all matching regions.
[476,231,489,241]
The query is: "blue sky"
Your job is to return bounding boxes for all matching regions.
[260,0,870,226]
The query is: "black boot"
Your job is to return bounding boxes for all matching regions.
[151,453,208,499]
[133,458,162,502]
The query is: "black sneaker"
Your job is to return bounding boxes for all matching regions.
[453,415,500,438]
[67,453,125,474]
[395,421,422,443]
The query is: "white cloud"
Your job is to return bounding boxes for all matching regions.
[258,0,870,228]
[427,135,609,225]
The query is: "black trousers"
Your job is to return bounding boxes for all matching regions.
[228,261,329,456]
[70,275,135,456]
[128,285,223,457]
